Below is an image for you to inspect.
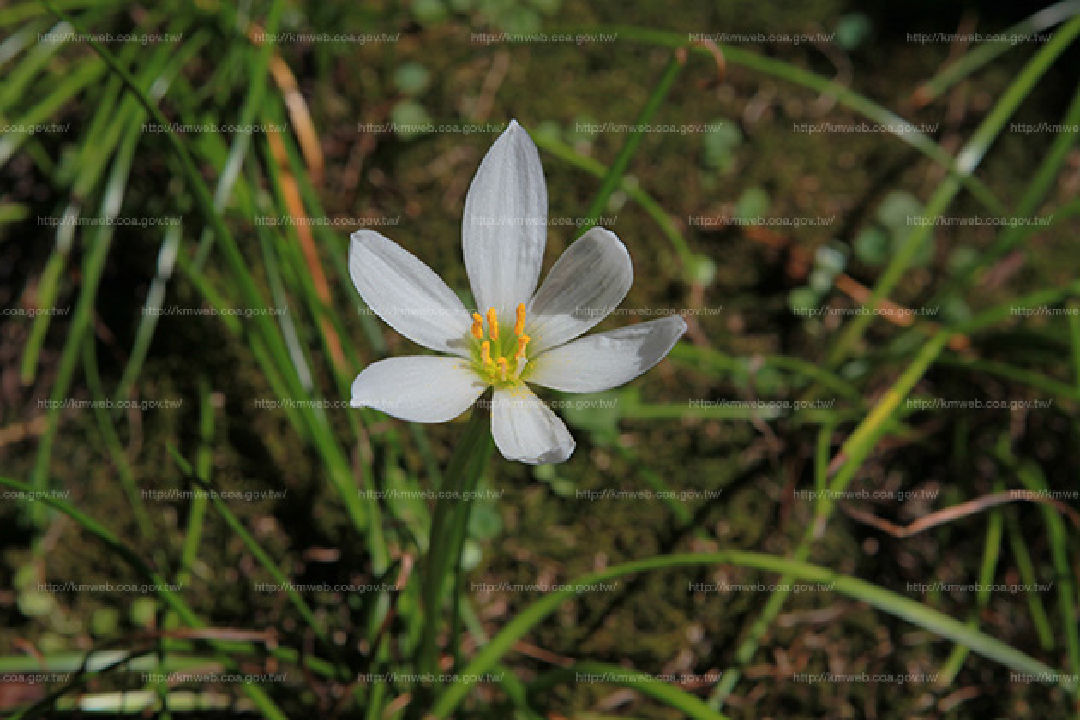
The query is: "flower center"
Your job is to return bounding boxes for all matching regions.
[469,303,530,387]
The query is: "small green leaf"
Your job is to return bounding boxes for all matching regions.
[411,0,448,24]
[703,120,742,171]
[390,100,432,140]
[91,607,120,637]
[393,62,431,96]
[735,186,769,220]
[689,254,717,286]
[855,226,889,265]
[18,589,55,618]
[876,190,922,233]
[789,286,820,315]
[835,13,872,50]
[130,597,157,627]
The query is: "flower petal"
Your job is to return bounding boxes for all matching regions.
[491,386,575,464]
[526,227,633,353]
[350,230,471,355]
[462,119,547,317]
[351,356,485,423]
[527,315,687,393]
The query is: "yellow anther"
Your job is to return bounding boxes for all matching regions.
[514,334,530,361]
[470,313,484,339]
[496,357,508,381]
[486,307,499,340]
[481,341,492,366]
[514,303,526,336]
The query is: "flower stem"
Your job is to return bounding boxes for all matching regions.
[417,398,493,678]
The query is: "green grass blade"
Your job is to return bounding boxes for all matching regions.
[531,660,728,719]
[576,55,681,238]
[825,17,1080,369]
[913,1,1080,104]
[432,550,1069,717]
[576,25,1004,213]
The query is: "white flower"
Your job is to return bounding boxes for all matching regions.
[349,119,686,464]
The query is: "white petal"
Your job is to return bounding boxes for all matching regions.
[351,356,485,423]
[350,230,471,356]
[528,316,687,393]
[526,227,633,353]
[491,386,575,464]
[462,119,547,318]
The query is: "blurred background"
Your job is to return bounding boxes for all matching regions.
[2,0,1080,717]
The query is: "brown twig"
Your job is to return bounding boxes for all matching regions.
[265,127,348,375]
[842,490,1080,538]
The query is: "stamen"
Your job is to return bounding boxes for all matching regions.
[514,303,526,336]
[481,341,492,366]
[514,356,527,377]
[514,334,530,361]
[470,313,484,340]
[496,357,508,381]
[486,307,499,340]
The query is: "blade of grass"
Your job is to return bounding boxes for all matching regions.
[711,330,951,706]
[432,550,1070,717]
[940,79,1080,303]
[530,660,728,720]
[80,334,155,541]
[574,25,1004,213]
[576,54,682,238]
[0,476,290,719]
[418,404,493,676]
[824,17,1080,370]
[19,34,173,386]
[1005,506,1056,651]
[0,57,105,165]
[1017,462,1080,693]
[534,131,696,277]
[937,479,1004,685]
[191,0,285,269]
[27,104,140,525]
[167,445,346,673]
[44,0,371,535]
[912,1,1080,105]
